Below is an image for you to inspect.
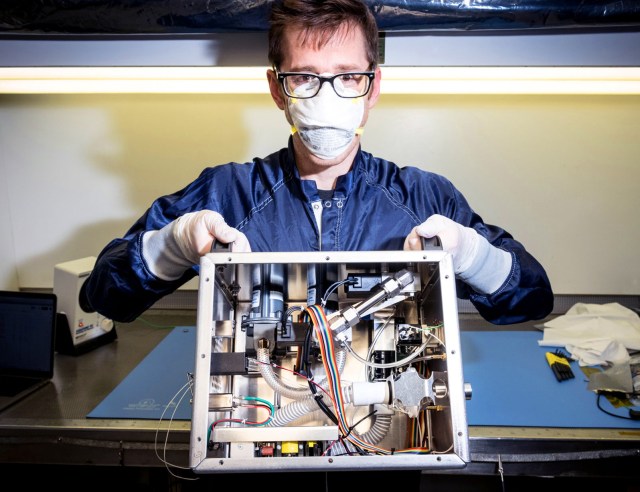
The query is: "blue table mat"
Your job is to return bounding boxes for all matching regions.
[88,326,639,428]
[87,326,195,420]
[461,330,640,428]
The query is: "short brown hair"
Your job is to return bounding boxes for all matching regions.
[268,0,379,70]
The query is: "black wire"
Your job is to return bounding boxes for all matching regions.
[596,392,635,420]
[310,388,339,425]
[321,278,357,307]
[300,322,340,425]
[347,409,377,435]
[326,448,365,457]
[337,436,368,456]
[300,323,314,378]
[279,305,303,348]
[333,411,380,457]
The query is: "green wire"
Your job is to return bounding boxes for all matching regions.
[241,395,274,426]
[416,323,443,332]
[206,395,275,444]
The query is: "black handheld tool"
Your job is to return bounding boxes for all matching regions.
[545,350,575,382]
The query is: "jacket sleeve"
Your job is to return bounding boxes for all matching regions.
[449,194,554,325]
[79,215,197,323]
[457,237,554,325]
[78,155,278,322]
[396,167,553,325]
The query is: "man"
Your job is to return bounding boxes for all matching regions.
[80,0,553,325]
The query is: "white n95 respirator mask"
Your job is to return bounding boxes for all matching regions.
[287,82,365,160]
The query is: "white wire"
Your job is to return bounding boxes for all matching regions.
[345,328,445,370]
[321,279,352,308]
[154,377,199,480]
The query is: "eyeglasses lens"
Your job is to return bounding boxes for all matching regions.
[283,73,370,99]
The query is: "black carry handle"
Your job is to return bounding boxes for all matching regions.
[213,238,439,251]
[210,240,232,252]
[421,235,442,250]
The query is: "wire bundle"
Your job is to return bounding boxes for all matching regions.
[304,304,429,456]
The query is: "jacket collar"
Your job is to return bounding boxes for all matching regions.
[286,137,363,201]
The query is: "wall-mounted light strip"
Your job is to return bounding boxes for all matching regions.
[0,66,639,94]
[382,67,640,95]
[0,67,268,94]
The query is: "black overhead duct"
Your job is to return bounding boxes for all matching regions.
[0,0,639,35]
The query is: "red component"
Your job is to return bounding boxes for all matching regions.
[260,445,275,457]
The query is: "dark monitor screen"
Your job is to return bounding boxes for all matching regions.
[0,291,56,377]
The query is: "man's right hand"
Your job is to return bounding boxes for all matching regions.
[173,210,251,262]
[142,210,251,280]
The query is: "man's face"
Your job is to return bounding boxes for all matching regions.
[268,23,381,165]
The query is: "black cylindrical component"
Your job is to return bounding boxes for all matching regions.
[250,264,286,321]
[373,350,396,380]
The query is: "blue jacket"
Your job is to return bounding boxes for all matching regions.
[82,139,553,324]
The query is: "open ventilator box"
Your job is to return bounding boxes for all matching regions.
[190,248,471,473]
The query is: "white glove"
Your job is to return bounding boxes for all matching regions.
[403,214,512,294]
[142,210,251,280]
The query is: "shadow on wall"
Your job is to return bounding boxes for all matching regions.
[10,92,280,288]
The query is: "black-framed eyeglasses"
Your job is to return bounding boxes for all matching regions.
[276,71,375,99]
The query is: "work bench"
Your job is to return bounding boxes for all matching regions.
[0,311,638,490]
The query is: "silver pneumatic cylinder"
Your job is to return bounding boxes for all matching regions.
[329,269,414,338]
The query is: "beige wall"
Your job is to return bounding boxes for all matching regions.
[0,93,638,295]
